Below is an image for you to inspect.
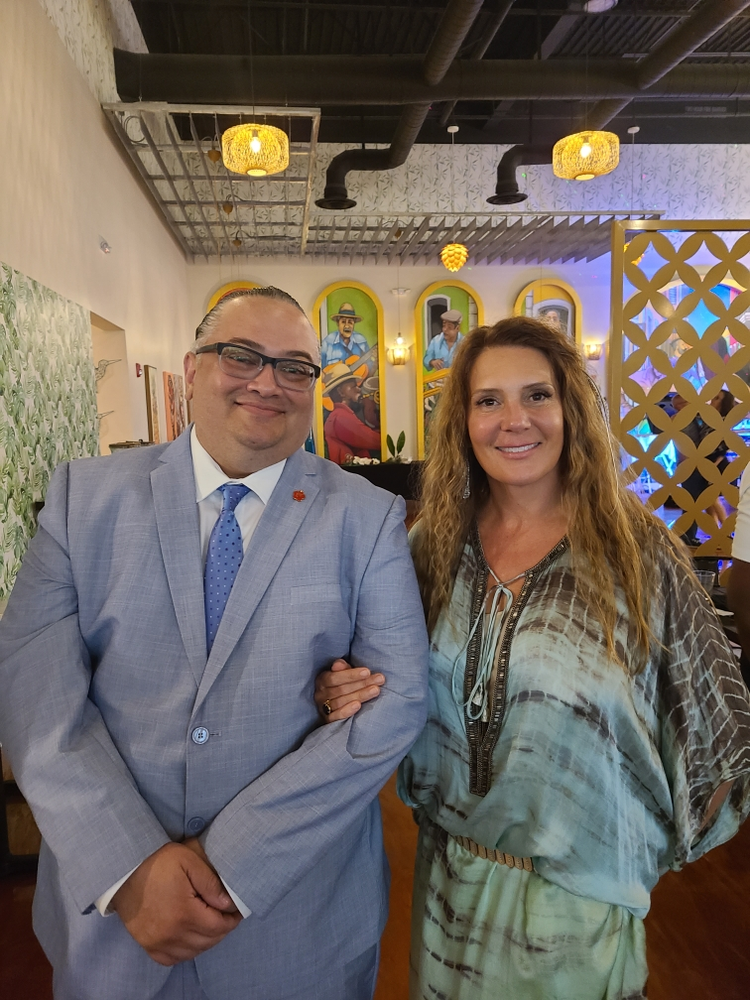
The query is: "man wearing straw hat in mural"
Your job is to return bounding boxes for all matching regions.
[422,308,464,371]
[321,302,370,370]
[323,363,381,465]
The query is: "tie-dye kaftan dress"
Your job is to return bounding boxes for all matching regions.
[399,529,750,999]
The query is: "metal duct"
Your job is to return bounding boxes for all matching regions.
[584,0,750,129]
[486,145,553,206]
[113,51,750,105]
[439,0,516,128]
[316,0,485,209]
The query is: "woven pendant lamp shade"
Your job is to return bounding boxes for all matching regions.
[222,124,290,177]
[552,130,619,181]
[440,242,469,272]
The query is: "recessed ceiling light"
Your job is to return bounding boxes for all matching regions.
[585,0,618,11]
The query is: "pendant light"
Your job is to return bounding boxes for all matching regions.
[222,123,289,177]
[552,130,619,181]
[440,125,468,273]
[221,9,289,178]
[553,8,619,183]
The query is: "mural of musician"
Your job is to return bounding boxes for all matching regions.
[320,303,370,368]
[415,280,483,458]
[313,281,386,464]
[322,364,382,465]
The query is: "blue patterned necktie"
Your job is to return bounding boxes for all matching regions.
[204,483,251,653]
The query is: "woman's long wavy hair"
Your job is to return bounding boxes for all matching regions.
[412,316,691,672]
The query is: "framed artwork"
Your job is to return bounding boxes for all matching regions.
[144,365,160,443]
[312,280,386,465]
[415,280,484,459]
[513,279,582,342]
[206,280,259,313]
[163,371,187,441]
[176,374,188,431]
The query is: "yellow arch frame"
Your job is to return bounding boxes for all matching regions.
[312,279,387,461]
[513,278,583,343]
[414,279,484,459]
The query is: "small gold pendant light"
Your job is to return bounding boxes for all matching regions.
[440,243,470,272]
[440,125,468,272]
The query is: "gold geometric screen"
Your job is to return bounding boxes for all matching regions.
[610,220,750,557]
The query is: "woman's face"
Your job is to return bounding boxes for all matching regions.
[467,345,565,493]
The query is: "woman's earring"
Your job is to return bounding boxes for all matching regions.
[462,462,471,499]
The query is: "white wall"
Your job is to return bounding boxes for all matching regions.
[1,0,191,443]
[188,257,611,460]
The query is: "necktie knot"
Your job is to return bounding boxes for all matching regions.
[219,483,250,513]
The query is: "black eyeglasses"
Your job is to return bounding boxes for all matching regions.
[195,342,321,391]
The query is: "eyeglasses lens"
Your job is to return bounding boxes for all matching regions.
[218,347,315,389]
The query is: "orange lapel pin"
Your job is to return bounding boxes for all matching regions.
[292,490,306,502]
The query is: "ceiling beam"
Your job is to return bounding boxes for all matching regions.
[114,50,750,104]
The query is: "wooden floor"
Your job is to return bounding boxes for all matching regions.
[1,778,749,998]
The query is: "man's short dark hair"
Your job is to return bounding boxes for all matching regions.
[195,286,307,345]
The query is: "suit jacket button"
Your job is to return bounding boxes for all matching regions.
[187,817,205,834]
[191,726,209,745]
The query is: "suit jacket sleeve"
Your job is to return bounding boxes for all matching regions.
[0,463,171,912]
[201,495,429,919]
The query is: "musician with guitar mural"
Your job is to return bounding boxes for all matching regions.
[321,304,371,369]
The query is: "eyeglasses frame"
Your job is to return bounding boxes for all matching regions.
[194,342,321,390]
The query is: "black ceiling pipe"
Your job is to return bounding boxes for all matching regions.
[316,0,485,209]
[315,104,430,210]
[486,145,553,206]
[584,0,750,129]
[439,0,516,128]
[113,51,750,105]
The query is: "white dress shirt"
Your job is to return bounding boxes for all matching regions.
[95,428,286,918]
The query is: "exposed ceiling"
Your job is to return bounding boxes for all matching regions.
[108,1,746,260]
[125,0,750,146]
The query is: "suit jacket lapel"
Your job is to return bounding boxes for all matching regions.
[151,433,207,686]
[194,449,320,710]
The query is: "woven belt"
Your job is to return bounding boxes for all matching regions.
[452,834,534,872]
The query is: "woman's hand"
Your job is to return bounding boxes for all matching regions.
[315,658,385,722]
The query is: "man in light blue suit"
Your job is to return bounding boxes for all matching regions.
[0,287,429,1000]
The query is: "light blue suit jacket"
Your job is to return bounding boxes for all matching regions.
[0,432,429,1000]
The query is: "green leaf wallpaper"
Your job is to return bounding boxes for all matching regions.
[0,263,98,599]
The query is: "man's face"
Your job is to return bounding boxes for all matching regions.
[339,379,361,406]
[442,319,460,339]
[184,297,319,477]
[337,316,356,338]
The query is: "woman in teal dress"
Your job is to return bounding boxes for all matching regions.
[316,317,750,999]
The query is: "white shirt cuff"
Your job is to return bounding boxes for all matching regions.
[95,867,138,916]
[95,867,251,919]
[223,881,251,918]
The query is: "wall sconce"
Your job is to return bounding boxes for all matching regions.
[584,342,603,361]
[387,336,410,366]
